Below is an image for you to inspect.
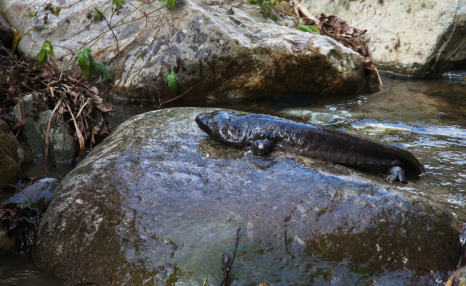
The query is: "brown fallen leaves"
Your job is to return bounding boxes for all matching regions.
[303,13,381,84]
[0,53,115,163]
[263,0,381,84]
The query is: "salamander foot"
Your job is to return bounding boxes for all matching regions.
[387,166,407,183]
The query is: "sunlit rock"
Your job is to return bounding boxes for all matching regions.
[301,0,466,77]
[1,0,365,100]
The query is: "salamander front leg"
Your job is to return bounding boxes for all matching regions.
[251,139,273,156]
[387,166,407,183]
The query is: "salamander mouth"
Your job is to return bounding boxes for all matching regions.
[196,111,236,136]
[195,114,213,136]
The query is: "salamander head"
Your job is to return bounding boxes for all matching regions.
[196,111,237,138]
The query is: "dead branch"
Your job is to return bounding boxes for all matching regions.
[160,88,192,106]
[64,99,85,162]
[284,228,294,258]
[45,97,63,163]
[95,8,121,62]
[296,3,319,24]
[220,228,241,286]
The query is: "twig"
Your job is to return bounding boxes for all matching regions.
[353,9,377,28]
[373,66,383,86]
[64,99,86,162]
[61,113,65,151]
[11,28,32,53]
[284,228,294,258]
[57,0,84,9]
[53,44,75,54]
[0,41,14,59]
[0,184,34,204]
[296,3,319,24]
[75,99,90,119]
[202,277,207,286]
[220,228,241,286]
[230,228,241,269]
[16,100,23,122]
[288,0,300,18]
[160,88,192,105]
[95,8,121,62]
[45,96,63,163]
[56,1,159,73]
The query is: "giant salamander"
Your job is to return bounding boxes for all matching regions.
[196,111,425,183]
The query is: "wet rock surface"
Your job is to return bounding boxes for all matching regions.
[2,178,59,212]
[1,0,365,100]
[0,255,64,285]
[35,107,461,285]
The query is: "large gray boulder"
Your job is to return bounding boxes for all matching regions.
[34,107,461,285]
[1,0,365,101]
[303,0,466,77]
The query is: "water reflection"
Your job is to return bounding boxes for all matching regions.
[0,255,63,286]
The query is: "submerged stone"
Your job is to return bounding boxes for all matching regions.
[34,107,461,285]
[2,178,59,212]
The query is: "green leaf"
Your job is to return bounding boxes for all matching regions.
[43,40,54,57]
[78,47,112,81]
[112,0,125,10]
[166,0,176,9]
[164,71,179,95]
[38,40,54,65]
[77,50,91,80]
[248,0,257,4]
[96,62,113,80]
[137,51,145,60]
[297,25,320,34]
[83,47,95,67]
[29,11,35,18]
[94,11,102,21]
[261,2,271,15]
[38,49,47,65]
[83,48,98,76]
[272,15,277,22]
[53,7,61,17]
[90,61,99,76]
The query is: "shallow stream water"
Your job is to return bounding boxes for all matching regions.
[4,75,466,285]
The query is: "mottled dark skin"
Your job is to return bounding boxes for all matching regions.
[196,111,425,183]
